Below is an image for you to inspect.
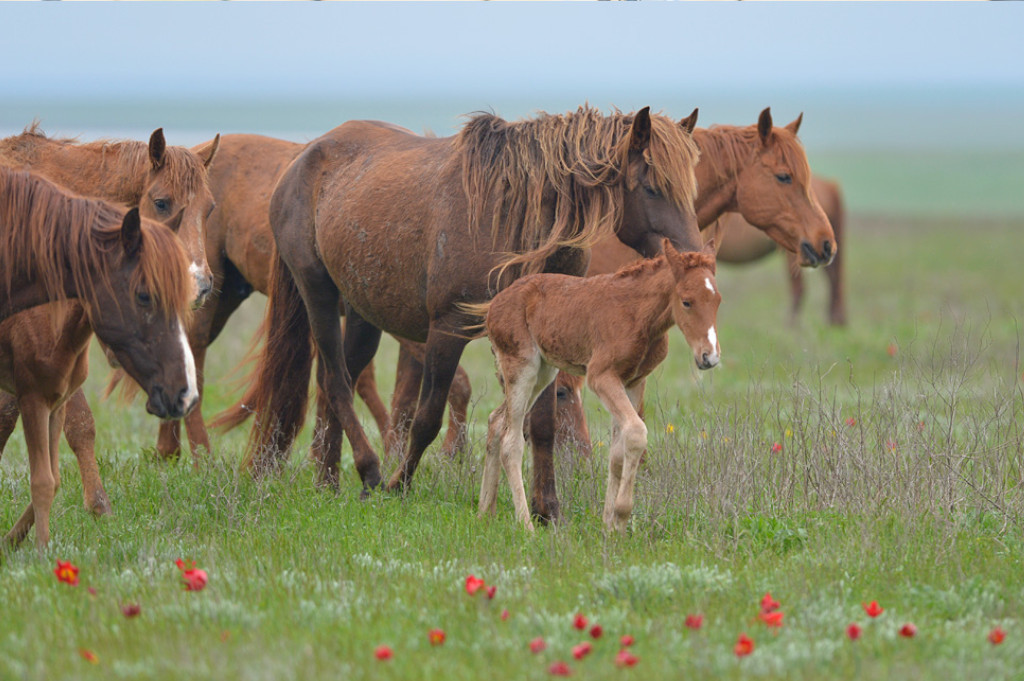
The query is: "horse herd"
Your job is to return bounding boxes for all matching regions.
[0,104,841,548]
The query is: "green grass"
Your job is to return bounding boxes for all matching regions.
[2,212,1023,680]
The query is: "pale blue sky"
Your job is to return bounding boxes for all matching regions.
[1,2,1021,99]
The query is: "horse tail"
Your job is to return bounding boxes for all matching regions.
[455,300,491,339]
[214,250,313,473]
[205,313,270,433]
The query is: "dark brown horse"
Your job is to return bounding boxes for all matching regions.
[224,106,704,505]
[0,167,198,547]
[0,127,218,516]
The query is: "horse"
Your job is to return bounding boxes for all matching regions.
[0,127,218,517]
[222,106,704,506]
[0,167,198,548]
[109,134,472,464]
[475,238,720,531]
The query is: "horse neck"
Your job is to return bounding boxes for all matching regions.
[613,258,678,337]
[692,127,755,228]
[16,138,147,207]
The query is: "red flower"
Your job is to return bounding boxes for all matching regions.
[734,633,755,657]
[121,603,142,618]
[55,560,79,586]
[589,624,603,639]
[886,440,898,451]
[760,592,780,613]
[548,661,572,676]
[530,637,547,654]
[78,649,99,664]
[614,649,639,667]
[87,586,98,597]
[175,559,208,592]
[989,627,1006,645]
[374,644,393,661]
[620,634,635,647]
[863,601,884,618]
[759,610,784,628]
[846,623,862,640]
[428,628,446,646]
[887,343,898,357]
[571,642,592,660]
[465,574,485,596]
[572,613,588,630]
[899,623,917,638]
[486,585,497,600]
[845,417,857,427]
[770,442,783,454]
[917,420,926,432]
[501,609,510,621]
[685,614,703,630]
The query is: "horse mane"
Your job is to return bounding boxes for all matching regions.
[456,105,700,284]
[613,250,715,279]
[696,124,811,186]
[0,167,193,321]
[0,123,208,206]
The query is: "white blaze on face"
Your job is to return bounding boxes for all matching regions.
[705,277,716,294]
[177,319,199,409]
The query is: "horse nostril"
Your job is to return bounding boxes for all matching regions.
[823,240,832,257]
[702,352,709,365]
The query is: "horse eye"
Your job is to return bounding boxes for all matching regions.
[556,387,570,400]
[682,300,692,309]
[136,290,152,307]
[643,185,661,198]
[775,173,792,185]
[153,198,171,213]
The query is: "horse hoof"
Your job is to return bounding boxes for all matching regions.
[530,498,560,526]
[88,493,112,517]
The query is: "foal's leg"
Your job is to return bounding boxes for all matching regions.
[525,384,560,524]
[5,395,55,548]
[385,326,469,492]
[180,345,211,465]
[478,402,507,518]
[589,373,647,532]
[354,360,392,439]
[61,388,111,516]
[0,392,20,459]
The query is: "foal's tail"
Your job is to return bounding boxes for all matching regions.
[455,300,491,339]
[210,250,313,474]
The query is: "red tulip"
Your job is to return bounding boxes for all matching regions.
[760,592,780,613]
[770,442,783,454]
[486,585,497,600]
[620,634,635,647]
[530,637,547,654]
[685,614,703,630]
[501,609,510,621]
[989,627,1006,645]
[548,661,572,676]
[465,574,485,596]
[572,613,588,630]
[374,644,393,661]
[121,603,142,618]
[87,586,98,597]
[614,649,639,667]
[899,623,917,638]
[845,417,857,427]
[863,601,884,618]
[760,610,784,628]
[54,560,79,586]
[887,343,898,357]
[846,623,862,640]
[175,559,208,592]
[734,633,754,657]
[78,649,99,664]
[589,624,603,639]
[571,642,593,660]
[428,628,446,646]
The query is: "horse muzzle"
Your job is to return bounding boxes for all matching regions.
[146,385,199,420]
[799,240,836,268]
[696,351,720,371]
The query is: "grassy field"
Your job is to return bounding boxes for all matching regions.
[2,203,1023,678]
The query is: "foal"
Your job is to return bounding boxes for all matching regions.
[478,239,721,532]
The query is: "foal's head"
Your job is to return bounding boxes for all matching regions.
[664,238,721,370]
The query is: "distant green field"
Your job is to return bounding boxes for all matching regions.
[2,205,1023,680]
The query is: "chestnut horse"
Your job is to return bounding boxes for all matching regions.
[112,134,470,464]
[0,128,218,516]
[223,106,704,506]
[0,168,198,548]
[476,239,720,531]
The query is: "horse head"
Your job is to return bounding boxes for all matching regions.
[664,237,721,370]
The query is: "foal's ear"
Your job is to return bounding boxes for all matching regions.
[757,107,773,146]
[679,107,699,135]
[629,106,652,151]
[121,207,143,260]
[785,112,803,136]
[148,128,167,170]
[197,133,220,170]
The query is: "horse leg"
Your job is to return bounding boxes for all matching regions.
[61,388,110,516]
[525,384,560,524]
[0,392,20,460]
[385,328,469,492]
[386,343,422,458]
[354,359,392,440]
[440,364,471,459]
[589,373,647,532]
[478,402,507,518]
[825,216,847,326]
[180,345,211,466]
[786,252,805,325]
[5,395,55,548]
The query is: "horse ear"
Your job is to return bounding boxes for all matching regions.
[703,219,723,264]
[757,107,773,146]
[629,106,652,151]
[679,108,699,134]
[197,133,220,170]
[785,112,803,135]
[121,207,143,260]
[148,128,167,170]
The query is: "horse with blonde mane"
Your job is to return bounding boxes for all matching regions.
[220,106,704,506]
[0,167,198,548]
[0,127,217,518]
[475,238,721,531]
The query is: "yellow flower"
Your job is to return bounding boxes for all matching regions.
[699,430,708,440]
[785,428,793,439]
[666,424,675,434]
